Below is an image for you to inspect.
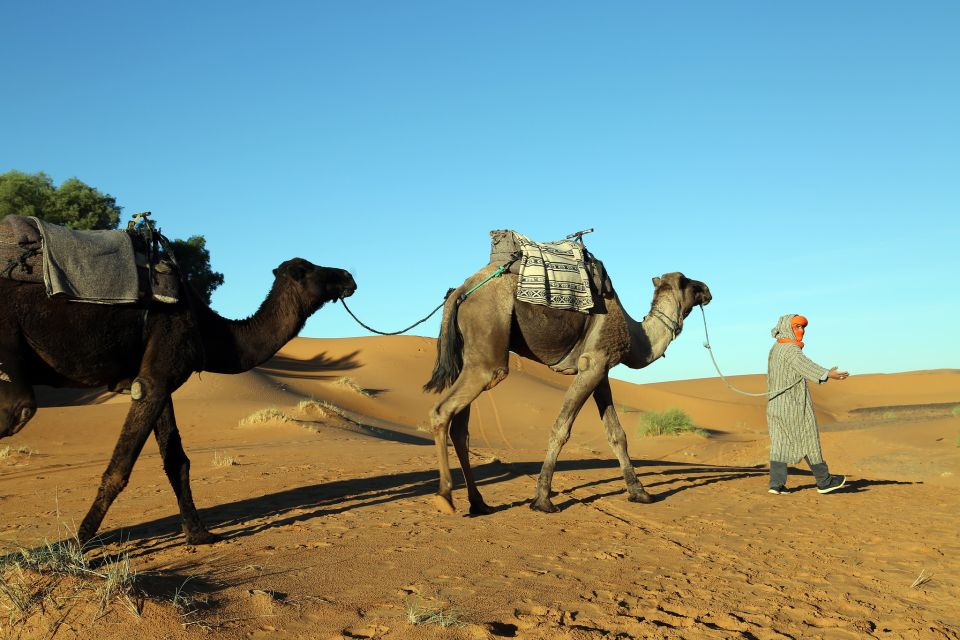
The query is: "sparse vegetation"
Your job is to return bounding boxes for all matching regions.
[298,399,347,419]
[910,569,932,589]
[952,405,960,418]
[406,598,462,628]
[638,408,708,437]
[239,407,292,426]
[0,528,143,627]
[211,451,239,467]
[332,376,372,397]
[0,445,35,459]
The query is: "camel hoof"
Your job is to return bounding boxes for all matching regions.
[529,498,558,513]
[433,494,456,515]
[469,501,494,516]
[185,530,223,545]
[628,491,657,504]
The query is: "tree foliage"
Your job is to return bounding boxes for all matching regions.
[0,170,224,303]
[167,236,224,305]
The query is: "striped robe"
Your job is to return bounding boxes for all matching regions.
[767,314,829,464]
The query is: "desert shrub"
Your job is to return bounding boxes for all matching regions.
[297,399,347,419]
[332,376,372,397]
[638,408,707,437]
[406,598,462,628]
[238,408,291,426]
[0,530,142,626]
[211,451,239,467]
[0,445,34,459]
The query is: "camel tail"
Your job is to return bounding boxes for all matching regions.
[423,288,464,392]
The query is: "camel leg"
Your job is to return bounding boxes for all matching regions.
[0,351,36,439]
[450,405,492,515]
[531,366,606,513]
[593,376,656,504]
[77,389,167,545]
[153,400,221,544]
[430,367,506,513]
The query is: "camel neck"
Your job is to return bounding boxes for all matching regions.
[622,293,681,369]
[197,280,312,374]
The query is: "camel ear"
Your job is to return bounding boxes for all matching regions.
[652,277,661,287]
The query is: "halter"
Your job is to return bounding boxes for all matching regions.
[647,286,684,339]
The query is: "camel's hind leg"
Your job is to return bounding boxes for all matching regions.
[430,366,508,513]
[153,400,221,544]
[450,405,493,515]
[593,376,655,504]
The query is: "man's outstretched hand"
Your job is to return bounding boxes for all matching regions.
[828,367,850,381]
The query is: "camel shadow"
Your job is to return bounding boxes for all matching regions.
[93,459,764,552]
[257,350,362,379]
[91,460,921,555]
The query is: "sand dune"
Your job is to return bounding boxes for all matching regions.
[3,336,958,639]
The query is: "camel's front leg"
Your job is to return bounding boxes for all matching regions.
[77,387,166,545]
[153,400,221,544]
[593,375,656,504]
[531,363,607,513]
[0,350,36,439]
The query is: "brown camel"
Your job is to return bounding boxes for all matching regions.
[425,267,711,514]
[0,258,355,545]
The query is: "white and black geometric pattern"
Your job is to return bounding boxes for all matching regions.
[513,232,594,313]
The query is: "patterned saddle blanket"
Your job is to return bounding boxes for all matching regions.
[488,229,613,313]
[0,215,180,304]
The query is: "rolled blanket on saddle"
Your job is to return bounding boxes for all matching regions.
[489,229,612,313]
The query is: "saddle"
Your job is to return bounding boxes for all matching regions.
[0,214,181,304]
[488,229,614,313]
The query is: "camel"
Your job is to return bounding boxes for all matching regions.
[425,266,711,514]
[0,257,356,545]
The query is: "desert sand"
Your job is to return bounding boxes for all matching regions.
[2,335,958,639]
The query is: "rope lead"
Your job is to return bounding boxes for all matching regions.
[699,306,802,399]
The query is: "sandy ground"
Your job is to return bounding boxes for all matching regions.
[1,336,958,639]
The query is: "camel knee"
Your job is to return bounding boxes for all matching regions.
[484,367,508,390]
[0,390,36,439]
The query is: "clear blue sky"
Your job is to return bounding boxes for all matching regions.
[3,2,958,384]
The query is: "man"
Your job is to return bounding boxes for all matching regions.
[767,314,849,494]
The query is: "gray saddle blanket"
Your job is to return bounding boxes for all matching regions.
[488,229,613,313]
[0,215,179,304]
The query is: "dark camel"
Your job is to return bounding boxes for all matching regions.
[425,268,711,514]
[0,258,355,545]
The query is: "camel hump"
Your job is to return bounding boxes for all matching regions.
[487,229,615,311]
[0,215,181,305]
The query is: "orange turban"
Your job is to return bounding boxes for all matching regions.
[777,314,807,348]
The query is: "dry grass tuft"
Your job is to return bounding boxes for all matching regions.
[638,408,708,437]
[332,376,372,397]
[910,569,932,589]
[211,451,240,467]
[297,399,348,420]
[239,408,292,426]
[405,598,462,628]
[0,527,143,628]
[0,445,35,459]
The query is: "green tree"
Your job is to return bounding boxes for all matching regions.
[0,170,120,229]
[1,170,224,302]
[168,236,224,305]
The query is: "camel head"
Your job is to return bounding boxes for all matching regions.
[651,272,712,334]
[272,258,357,311]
